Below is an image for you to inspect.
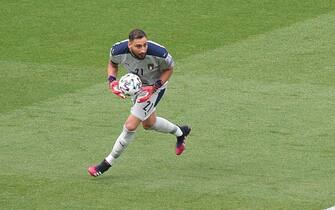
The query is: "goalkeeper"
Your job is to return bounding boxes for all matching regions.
[88,29,191,177]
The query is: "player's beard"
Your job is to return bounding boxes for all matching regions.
[137,52,146,59]
[130,49,146,60]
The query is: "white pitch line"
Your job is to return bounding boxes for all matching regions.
[325,206,335,210]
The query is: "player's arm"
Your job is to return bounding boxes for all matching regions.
[108,61,125,99]
[157,66,173,86]
[157,52,174,87]
[107,62,118,83]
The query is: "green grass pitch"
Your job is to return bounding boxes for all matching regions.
[1,0,335,209]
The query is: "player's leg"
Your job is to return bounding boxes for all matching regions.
[105,114,140,163]
[88,115,141,177]
[142,111,181,136]
[142,111,191,155]
[137,85,191,155]
[139,86,181,135]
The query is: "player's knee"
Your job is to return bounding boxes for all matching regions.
[124,122,137,132]
[142,123,154,130]
[142,114,156,130]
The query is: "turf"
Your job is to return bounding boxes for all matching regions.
[1,0,335,209]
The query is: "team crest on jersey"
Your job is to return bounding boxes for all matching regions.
[148,64,154,71]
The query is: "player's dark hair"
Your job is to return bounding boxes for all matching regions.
[129,29,147,41]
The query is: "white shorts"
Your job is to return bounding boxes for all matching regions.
[131,82,168,121]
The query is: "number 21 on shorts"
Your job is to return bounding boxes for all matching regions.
[143,100,154,116]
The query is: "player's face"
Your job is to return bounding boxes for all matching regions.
[128,37,148,59]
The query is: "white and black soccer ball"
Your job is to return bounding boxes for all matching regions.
[118,73,142,96]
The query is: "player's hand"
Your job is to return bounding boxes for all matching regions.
[109,80,126,99]
[137,86,155,103]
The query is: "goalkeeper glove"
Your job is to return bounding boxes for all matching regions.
[136,80,163,103]
[108,76,125,99]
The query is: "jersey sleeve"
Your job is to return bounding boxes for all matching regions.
[110,48,121,64]
[109,40,129,65]
[159,53,174,70]
[147,41,174,70]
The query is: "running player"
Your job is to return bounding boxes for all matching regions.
[88,29,191,177]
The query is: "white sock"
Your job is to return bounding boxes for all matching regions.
[105,127,136,165]
[150,117,183,137]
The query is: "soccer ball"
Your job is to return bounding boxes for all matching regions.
[118,73,142,96]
